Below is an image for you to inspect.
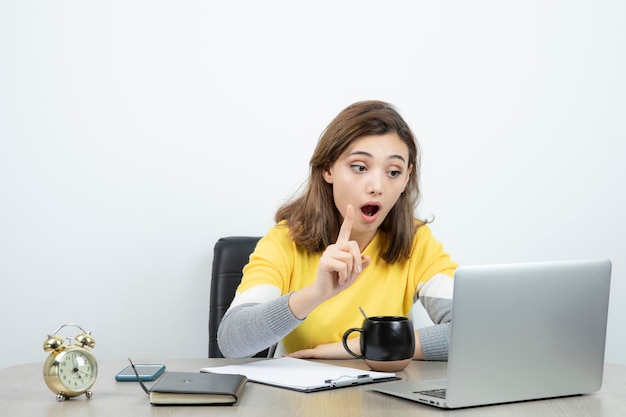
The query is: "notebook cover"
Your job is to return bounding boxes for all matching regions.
[149,371,247,405]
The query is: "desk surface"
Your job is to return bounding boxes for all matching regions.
[2,358,625,417]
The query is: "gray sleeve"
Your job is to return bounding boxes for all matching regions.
[417,322,451,361]
[217,293,303,358]
[417,296,452,361]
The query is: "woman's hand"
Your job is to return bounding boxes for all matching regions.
[286,338,360,359]
[288,204,370,319]
[314,204,370,298]
[287,330,425,361]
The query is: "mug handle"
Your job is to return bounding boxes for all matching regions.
[342,328,364,359]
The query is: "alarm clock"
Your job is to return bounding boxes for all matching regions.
[42,324,98,401]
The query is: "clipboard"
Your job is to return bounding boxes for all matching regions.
[200,357,400,392]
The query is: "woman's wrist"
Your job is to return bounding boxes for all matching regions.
[413,330,425,360]
[287,286,327,320]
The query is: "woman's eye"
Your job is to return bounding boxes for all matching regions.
[351,164,367,172]
[388,170,401,177]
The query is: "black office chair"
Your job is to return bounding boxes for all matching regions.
[208,236,270,358]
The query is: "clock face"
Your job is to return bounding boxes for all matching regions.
[56,349,98,392]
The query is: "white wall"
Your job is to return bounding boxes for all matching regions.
[1,1,625,369]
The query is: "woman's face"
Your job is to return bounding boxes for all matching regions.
[323,133,412,248]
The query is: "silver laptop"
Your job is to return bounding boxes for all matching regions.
[375,259,612,409]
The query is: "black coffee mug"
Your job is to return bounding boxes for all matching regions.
[342,316,415,372]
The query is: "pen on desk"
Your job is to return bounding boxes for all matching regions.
[127,358,150,395]
[325,374,373,387]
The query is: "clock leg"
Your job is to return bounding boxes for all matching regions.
[85,391,93,399]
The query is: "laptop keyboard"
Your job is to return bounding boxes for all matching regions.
[416,388,447,399]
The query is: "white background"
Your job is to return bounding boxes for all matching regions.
[1,1,624,370]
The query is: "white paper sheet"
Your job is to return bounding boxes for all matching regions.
[200,357,397,392]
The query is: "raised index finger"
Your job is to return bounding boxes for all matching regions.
[337,204,354,243]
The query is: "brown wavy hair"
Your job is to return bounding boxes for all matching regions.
[275,100,425,263]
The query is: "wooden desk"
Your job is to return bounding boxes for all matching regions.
[2,358,625,417]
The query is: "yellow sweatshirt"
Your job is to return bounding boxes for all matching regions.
[231,221,457,355]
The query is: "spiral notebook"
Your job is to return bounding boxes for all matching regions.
[201,357,399,392]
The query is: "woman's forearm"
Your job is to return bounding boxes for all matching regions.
[217,294,301,358]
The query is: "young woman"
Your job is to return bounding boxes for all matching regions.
[217,100,456,361]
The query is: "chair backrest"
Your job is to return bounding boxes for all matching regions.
[208,236,265,358]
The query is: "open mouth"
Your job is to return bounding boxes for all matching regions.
[361,204,380,218]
